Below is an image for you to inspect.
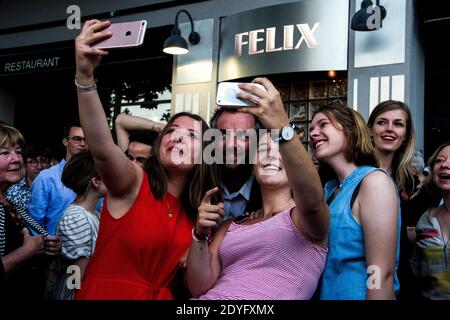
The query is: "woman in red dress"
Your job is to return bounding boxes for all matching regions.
[74,20,218,300]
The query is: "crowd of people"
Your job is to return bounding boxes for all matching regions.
[0,19,449,300]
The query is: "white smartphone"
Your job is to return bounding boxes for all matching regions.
[216,82,266,107]
[91,20,147,49]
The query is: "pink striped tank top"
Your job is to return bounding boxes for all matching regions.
[197,207,327,300]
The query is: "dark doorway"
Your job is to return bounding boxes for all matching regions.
[5,25,172,160]
[421,1,450,158]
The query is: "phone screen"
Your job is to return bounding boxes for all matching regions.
[216,82,265,107]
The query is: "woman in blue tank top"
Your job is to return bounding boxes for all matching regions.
[309,102,401,300]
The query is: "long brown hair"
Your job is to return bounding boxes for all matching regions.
[313,102,378,167]
[146,112,220,219]
[367,100,415,194]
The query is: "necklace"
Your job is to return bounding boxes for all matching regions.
[163,196,174,218]
[270,200,296,217]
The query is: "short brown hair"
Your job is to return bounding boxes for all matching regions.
[62,150,98,196]
[0,124,25,148]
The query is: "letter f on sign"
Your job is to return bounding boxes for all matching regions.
[235,32,249,57]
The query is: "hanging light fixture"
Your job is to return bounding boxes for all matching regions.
[351,0,387,31]
[163,9,200,55]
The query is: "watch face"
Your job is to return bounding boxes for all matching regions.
[281,126,295,140]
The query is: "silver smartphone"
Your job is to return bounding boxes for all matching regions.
[216,82,266,107]
[91,20,147,49]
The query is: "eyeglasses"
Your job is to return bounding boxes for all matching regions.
[26,158,49,167]
[67,136,87,144]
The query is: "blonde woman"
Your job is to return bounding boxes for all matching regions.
[0,124,60,299]
[367,100,433,299]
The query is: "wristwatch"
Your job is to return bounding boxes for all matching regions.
[275,121,300,144]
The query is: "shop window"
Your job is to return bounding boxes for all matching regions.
[273,77,348,154]
[119,89,171,124]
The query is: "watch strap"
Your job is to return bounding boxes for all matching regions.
[275,121,299,144]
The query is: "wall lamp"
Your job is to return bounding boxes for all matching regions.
[351,0,387,31]
[163,9,200,55]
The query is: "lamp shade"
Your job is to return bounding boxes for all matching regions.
[163,9,201,55]
[163,28,189,55]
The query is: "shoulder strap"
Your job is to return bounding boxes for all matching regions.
[349,167,386,209]
[350,181,362,209]
[16,206,49,237]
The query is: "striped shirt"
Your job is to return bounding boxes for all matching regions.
[45,205,99,300]
[197,207,327,300]
[410,209,450,300]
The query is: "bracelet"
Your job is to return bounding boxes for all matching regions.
[74,77,97,92]
[192,227,210,242]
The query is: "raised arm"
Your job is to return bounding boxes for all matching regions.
[115,113,164,152]
[238,78,329,242]
[74,20,141,201]
[358,171,399,300]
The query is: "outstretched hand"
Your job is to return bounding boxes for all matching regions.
[75,19,112,83]
[195,187,224,238]
[237,77,290,130]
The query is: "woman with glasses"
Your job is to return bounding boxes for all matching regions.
[73,20,219,300]
[7,144,50,211]
[0,124,60,299]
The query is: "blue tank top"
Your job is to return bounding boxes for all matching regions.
[320,166,401,300]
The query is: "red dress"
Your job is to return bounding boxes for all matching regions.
[76,171,193,300]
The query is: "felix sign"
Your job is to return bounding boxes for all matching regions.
[218,0,349,81]
[234,23,319,56]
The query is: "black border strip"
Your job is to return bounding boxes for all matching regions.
[0,0,208,35]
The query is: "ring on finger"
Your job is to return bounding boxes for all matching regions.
[254,97,260,105]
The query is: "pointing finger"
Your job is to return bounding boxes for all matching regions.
[201,187,220,204]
